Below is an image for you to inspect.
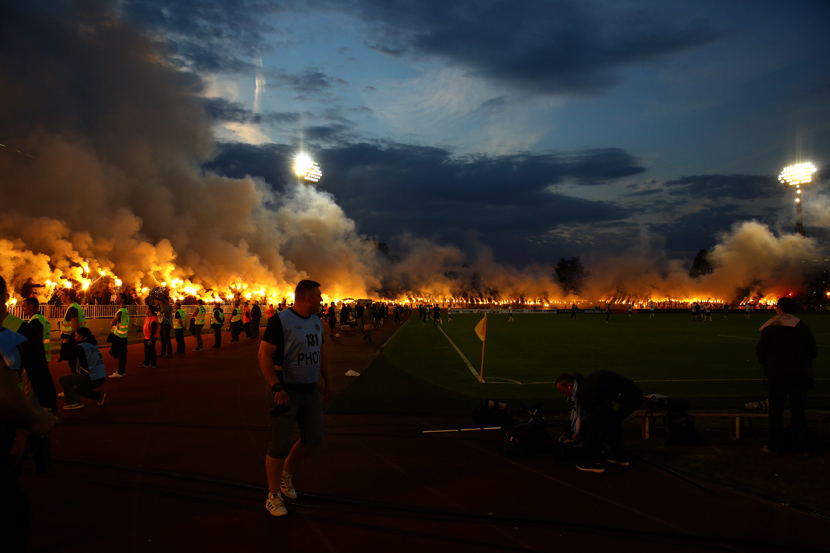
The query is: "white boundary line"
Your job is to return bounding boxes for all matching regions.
[437,325,482,381]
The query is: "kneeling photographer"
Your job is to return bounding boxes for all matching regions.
[555,370,643,473]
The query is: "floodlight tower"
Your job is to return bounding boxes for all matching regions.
[294,153,323,184]
[779,162,816,236]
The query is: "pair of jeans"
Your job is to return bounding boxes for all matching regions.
[59,373,105,404]
[174,329,185,353]
[230,321,242,342]
[159,324,172,356]
[580,385,643,462]
[768,374,810,453]
[143,338,157,366]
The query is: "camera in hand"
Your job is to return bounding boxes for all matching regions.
[270,404,289,417]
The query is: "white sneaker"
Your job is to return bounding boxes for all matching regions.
[109,372,125,378]
[280,472,297,499]
[265,492,287,517]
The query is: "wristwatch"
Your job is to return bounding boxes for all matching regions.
[271,383,284,393]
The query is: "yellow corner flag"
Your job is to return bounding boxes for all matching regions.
[474,313,487,342]
[474,313,487,382]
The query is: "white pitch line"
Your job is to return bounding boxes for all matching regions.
[437,326,482,381]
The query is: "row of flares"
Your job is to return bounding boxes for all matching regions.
[3,262,784,309]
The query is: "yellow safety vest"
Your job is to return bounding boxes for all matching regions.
[114,307,130,338]
[173,309,186,330]
[28,314,52,362]
[195,305,206,325]
[1,314,23,332]
[230,308,242,323]
[211,308,224,325]
[60,302,86,334]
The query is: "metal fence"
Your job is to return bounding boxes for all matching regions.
[8,304,232,321]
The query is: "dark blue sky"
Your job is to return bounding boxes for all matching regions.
[124,0,830,265]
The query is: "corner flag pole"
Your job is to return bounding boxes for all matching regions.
[479,333,486,383]
[474,313,487,383]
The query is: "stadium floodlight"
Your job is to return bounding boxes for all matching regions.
[294,153,323,184]
[779,162,815,237]
[778,162,816,187]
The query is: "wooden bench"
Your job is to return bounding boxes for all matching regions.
[635,409,830,440]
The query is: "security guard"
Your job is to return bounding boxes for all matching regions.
[211,302,225,348]
[109,293,130,378]
[230,301,243,343]
[173,301,186,354]
[20,298,57,412]
[58,288,85,373]
[194,300,206,351]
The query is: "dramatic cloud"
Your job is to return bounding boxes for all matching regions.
[271,68,346,95]
[207,141,645,263]
[121,0,723,98]
[354,0,723,95]
[663,174,781,201]
[203,97,304,126]
[122,0,275,73]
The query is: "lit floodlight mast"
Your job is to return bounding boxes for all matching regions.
[294,154,323,184]
[779,162,816,237]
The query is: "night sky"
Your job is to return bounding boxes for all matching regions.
[148,0,830,265]
[1,0,829,301]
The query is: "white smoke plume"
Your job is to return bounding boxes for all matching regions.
[0,2,380,302]
[583,221,822,304]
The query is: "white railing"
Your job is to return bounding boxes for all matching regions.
[7,304,233,321]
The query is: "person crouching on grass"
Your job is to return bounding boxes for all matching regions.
[59,327,108,410]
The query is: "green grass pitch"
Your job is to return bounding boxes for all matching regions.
[328,311,830,415]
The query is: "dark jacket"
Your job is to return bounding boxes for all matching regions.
[575,370,637,415]
[756,316,817,379]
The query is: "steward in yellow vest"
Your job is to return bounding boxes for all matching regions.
[27,312,51,363]
[193,301,206,351]
[230,305,242,323]
[0,294,59,412]
[230,303,242,343]
[58,288,86,372]
[211,303,225,348]
[172,302,186,354]
[195,303,206,325]
[109,293,130,378]
[113,306,130,339]
[19,297,59,411]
